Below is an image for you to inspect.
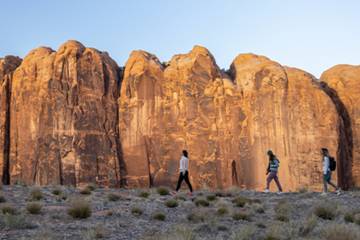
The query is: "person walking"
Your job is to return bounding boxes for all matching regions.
[264,150,283,193]
[173,150,193,196]
[321,148,341,195]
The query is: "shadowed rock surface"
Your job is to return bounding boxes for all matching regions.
[0,56,22,184]
[8,41,123,186]
[321,65,360,188]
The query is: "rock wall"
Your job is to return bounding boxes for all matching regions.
[0,56,22,184]
[9,41,123,186]
[1,40,357,190]
[321,65,360,188]
[120,49,339,191]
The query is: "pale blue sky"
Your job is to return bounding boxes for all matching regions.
[1,0,359,77]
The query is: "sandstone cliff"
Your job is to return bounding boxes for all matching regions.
[1,41,358,191]
[0,56,22,184]
[120,48,339,191]
[8,41,123,186]
[321,65,360,189]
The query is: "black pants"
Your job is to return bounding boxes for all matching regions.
[176,171,193,192]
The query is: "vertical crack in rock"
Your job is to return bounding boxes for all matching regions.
[320,82,353,190]
[1,56,21,185]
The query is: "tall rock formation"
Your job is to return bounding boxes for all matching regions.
[120,48,339,191]
[321,65,360,189]
[9,41,123,186]
[0,56,22,184]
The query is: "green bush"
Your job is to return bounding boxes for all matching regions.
[232,211,251,221]
[26,202,42,214]
[187,212,205,223]
[274,200,291,222]
[79,187,92,195]
[152,212,166,221]
[86,183,97,191]
[1,214,35,229]
[0,194,6,203]
[217,207,228,216]
[51,188,62,196]
[206,194,217,201]
[194,198,210,207]
[131,207,143,216]
[165,199,179,208]
[107,193,121,202]
[157,187,169,196]
[1,204,17,215]
[232,196,251,207]
[314,203,336,220]
[30,188,43,201]
[67,198,91,219]
[139,191,150,198]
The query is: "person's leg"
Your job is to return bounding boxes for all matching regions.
[184,171,193,192]
[273,173,283,192]
[323,174,328,193]
[176,172,184,191]
[328,181,338,190]
[266,172,274,189]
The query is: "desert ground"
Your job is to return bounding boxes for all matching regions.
[0,184,360,240]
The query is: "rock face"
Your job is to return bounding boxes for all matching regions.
[321,65,360,189]
[1,41,356,190]
[120,48,339,191]
[0,56,22,184]
[9,41,123,186]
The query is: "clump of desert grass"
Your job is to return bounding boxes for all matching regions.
[194,198,210,207]
[156,187,169,196]
[313,201,337,220]
[26,202,42,215]
[30,187,43,201]
[131,206,143,216]
[152,211,166,221]
[320,223,360,240]
[107,193,121,202]
[67,198,91,219]
[139,191,150,198]
[1,204,17,215]
[274,200,291,222]
[165,199,179,208]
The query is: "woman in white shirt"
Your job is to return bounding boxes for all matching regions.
[174,150,193,195]
[322,148,340,195]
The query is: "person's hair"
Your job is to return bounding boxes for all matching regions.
[182,150,188,158]
[267,150,276,161]
[321,148,329,156]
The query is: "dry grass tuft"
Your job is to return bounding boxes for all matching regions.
[67,198,91,219]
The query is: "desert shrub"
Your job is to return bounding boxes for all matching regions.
[0,194,6,203]
[107,193,121,202]
[157,187,169,196]
[321,223,360,240]
[231,225,256,240]
[252,203,265,214]
[80,187,92,195]
[67,198,91,219]
[274,200,291,222]
[232,196,251,208]
[217,207,228,216]
[139,191,150,198]
[165,199,178,208]
[152,212,166,221]
[314,202,336,220]
[131,207,143,216]
[187,212,205,223]
[51,187,62,196]
[299,214,318,236]
[194,198,210,207]
[232,211,251,221]
[175,194,187,201]
[84,225,108,239]
[1,214,35,229]
[206,194,217,202]
[26,202,42,214]
[86,183,97,191]
[344,209,360,224]
[1,204,17,215]
[30,188,43,201]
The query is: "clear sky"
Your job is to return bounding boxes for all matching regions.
[1,0,359,77]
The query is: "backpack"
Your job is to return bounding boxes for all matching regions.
[329,157,336,171]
